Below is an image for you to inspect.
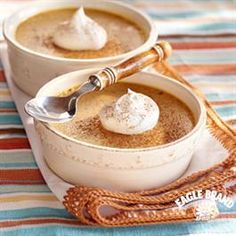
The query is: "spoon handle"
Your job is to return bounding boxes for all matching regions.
[89,41,172,90]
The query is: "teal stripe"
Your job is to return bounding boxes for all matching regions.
[0,185,51,193]
[0,101,16,109]
[215,105,236,117]
[0,208,72,220]
[0,162,37,168]
[0,152,35,164]
[218,201,236,212]
[147,9,235,19]
[206,93,236,101]
[0,219,236,236]
[0,115,22,125]
[148,10,204,19]
[193,22,236,31]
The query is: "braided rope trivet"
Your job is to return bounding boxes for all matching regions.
[63,62,236,226]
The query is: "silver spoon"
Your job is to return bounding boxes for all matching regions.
[25,41,172,123]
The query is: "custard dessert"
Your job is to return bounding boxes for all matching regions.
[15,8,146,59]
[51,83,195,149]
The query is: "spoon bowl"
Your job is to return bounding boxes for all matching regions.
[25,96,74,123]
[25,81,97,122]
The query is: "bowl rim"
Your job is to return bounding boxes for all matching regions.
[36,69,207,153]
[3,0,158,63]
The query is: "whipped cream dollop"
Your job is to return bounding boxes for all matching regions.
[53,7,107,51]
[99,89,160,135]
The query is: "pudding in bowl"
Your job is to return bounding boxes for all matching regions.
[4,0,157,96]
[16,8,146,59]
[35,69,206,192]
[52,82,195,148]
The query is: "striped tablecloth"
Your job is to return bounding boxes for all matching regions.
[0,0,235,235]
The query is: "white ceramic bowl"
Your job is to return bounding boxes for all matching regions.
[3,0,157,96]
[35,69,206,192]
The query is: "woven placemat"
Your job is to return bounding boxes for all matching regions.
[63,62,236,227]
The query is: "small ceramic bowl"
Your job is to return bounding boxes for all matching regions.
[35,69,206,192]
[3,0,157,96]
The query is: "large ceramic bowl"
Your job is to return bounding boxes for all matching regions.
[34,69,206,192]
[3,0,157,96]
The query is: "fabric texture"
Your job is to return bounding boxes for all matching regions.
[0,0,235,235]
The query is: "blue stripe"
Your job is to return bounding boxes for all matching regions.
[215,105,236,117]
[0,115,22,125]
[218,201,236,212]
[193,22,236,31]
[206,93,236,101]
[0,219,236,236]
[0,208,73,220]
[148,10,204,19]
[148,10,235,21]
[0,101,16,109]
[0,162,37,168]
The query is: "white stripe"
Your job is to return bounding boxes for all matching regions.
[0,124,23,129]
[201,87,236,93]
[0,112,19,115]
[0,149,32,153]
[158,26,236,36]
[222,114,236,121]
[173,48,236,55]
[186,75,236,82]
[191,82,236,88]
[0,134,26,139]
[166,36,236,43]
[213,103,236,109]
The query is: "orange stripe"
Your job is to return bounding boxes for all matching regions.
[218,213,236,219]
[0,138,31,149]
[0,71,5,82]
[0,218,82,228]
[0,195,57,202]
[0,109,17,112]
[173,64,236,75]
[172,42,236,50]
[0,128,26,135]
[0,169,44,181]
[0,181,45,185]
[210,100,236,105]
[227,119,236,126]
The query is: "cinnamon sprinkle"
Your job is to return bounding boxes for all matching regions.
[52,82,195,148]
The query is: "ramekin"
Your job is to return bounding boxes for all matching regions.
[35,69,206,192]
[3,0,158,96]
